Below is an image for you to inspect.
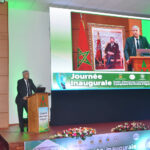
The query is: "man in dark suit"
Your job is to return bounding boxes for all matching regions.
[124,25,150,70]
[16,70,36,132]
[105,37,120,68]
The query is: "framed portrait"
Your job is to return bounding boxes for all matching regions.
[88,23,126,71]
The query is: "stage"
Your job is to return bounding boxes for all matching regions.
[0,120,150,150]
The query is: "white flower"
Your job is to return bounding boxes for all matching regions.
[124,122,128,125]
[65,134,68,137]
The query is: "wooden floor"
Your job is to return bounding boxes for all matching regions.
[1,120,150,150]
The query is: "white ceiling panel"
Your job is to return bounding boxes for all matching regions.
[10,0,150,17]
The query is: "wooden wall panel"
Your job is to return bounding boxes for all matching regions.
[0,76,8,94]
[0,32,8,40]
[0,3,8,15]
[0,40,8,57]
[0,15,8,33]
[0,58,8,74]
[0,113,9,128]
[0,95,8,112]
[0,2,8,128]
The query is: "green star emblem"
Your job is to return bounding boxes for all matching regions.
[141,60,149,72]
[77,48,91,68]
[40,96,46,106]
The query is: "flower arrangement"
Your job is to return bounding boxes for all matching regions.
[50,127,96,140]
[111,122,149,132]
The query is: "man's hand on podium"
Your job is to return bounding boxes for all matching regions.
[23,96,28,100]
[126,60,130,65]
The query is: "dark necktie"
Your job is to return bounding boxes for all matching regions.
[27,80,31,96]
[136,39,140,49]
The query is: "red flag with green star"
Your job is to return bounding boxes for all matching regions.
[77,16,93,70]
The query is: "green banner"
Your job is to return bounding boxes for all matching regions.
[52,72,150,90]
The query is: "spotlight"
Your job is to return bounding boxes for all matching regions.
[0,0,5,3]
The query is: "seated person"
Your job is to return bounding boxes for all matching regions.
[105,37,120,68]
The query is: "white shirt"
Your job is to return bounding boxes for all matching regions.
[111,43,114,47]
[24,79,28,96]
[134,37,140,49]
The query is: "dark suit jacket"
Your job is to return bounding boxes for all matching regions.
[105,42,120,60]
[16,78,36,104]
[124,36,150,60]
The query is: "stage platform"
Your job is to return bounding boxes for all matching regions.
[0,120,150,150]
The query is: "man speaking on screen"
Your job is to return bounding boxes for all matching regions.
[124,25,150,70]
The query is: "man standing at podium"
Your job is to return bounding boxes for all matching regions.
[16,70,36,132]
[124,25,150,70]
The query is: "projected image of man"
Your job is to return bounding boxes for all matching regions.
[105,37,120,69]
[124,25,150,70]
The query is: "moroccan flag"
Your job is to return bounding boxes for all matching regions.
[77,17,93,70]
[95,38,102,63]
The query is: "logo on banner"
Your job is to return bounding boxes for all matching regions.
[140,74,145,80]
[119,75,123,79]
[133,133,140,141]
[129,74,135,80]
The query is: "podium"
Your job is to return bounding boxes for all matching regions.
[28,93,49,133]
[130,56,150,72]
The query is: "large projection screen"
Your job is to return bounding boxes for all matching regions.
[50,7,150,91]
